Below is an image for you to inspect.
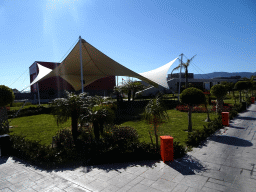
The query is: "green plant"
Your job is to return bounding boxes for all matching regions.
[171,55,196,89]
[53,128,75,149]
[180,87,206,132]
[210,84,227,114]
[144,94,169,148]
[235,81,249,103]
[0,85,15,134]
[50,91,91,146]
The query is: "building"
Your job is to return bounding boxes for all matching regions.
[29,61,116,99]
[137,73,241,97]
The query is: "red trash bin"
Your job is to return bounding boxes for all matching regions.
[251,97,255,104]
[222,112,229,126]
[160,136,173,163]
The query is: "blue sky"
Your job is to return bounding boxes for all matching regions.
[0,0,255,92]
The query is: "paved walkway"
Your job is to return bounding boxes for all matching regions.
[1,104,256,192]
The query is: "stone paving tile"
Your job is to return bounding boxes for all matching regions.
[139,178,155,186]
[83,179,112,192]
[6,171,32,184]
[207,178,232,187]
[100,184,120,192]
[63,183,91,192]
[124,165,148,176]
[150,178,178,192]
[179,175,208,189]
[0,188,14,192]
[201,186,224,192]
[185,187,202,192]
[139,169,164,181]
[126,183,159,192]
[0,180,12,190]
[172,173,185,183]
[126,175,144,186]
[203,181,229,191]
[45,187,66,192]
[106,172,138,188]
[219,165,243,176]
[171,183,189,192]
[115,184,133,192]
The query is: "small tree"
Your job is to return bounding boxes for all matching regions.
[50,91,91,146]
[235,81,248,103]
[210,84,227,114]
[0,85,15,134]
[144,94,168,148]
[180,87,206,132]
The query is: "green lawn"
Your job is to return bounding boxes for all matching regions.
[9,114,71,146]
[120,109,218,147]
[9,109,217,148]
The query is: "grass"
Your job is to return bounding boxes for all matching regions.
[120,109,218,147]
[9,114,71,146]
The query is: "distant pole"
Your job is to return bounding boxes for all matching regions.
[36,64,40,105]
[79,36,84,93]
[178,53,183,102]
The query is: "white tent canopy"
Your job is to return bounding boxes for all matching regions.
[29,38,178,91]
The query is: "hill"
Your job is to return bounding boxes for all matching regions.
[194,72,256,79]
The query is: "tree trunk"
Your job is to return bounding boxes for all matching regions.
[71,110,79,146]
[128,90,131,102]
[216,99,223,114]
[153,117,159,148]
[93,121,100,140]
[205,103,211,122]
[185,69,188,89]
[239,91,242,103]
[188,105,192,132]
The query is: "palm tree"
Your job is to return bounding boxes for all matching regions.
[144,94,169,148]
[171,55,196,89]
[50,91,91,146]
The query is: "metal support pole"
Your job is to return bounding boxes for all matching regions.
[36,64,40,105]
[79,36,84,93]
[178,53,183,102]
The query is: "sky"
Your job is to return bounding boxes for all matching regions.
[0,0,255,92]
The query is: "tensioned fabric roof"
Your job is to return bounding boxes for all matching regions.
[29,38,177,91]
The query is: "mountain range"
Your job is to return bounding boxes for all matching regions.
[194,72,256,79]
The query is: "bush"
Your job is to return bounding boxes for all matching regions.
[8,106,52,118]
[53,128,75,149]
[187,115,223,147]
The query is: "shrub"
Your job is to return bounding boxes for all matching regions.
[8,106,52,118]
[186,115,223,147]
[53,128,75,149]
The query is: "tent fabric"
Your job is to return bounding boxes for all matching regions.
[139,58,177,88]
[29,38,177,91]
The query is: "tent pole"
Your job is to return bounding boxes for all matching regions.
[178,53,183,102]
[36,64,40,105]
[79,36,84,93]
